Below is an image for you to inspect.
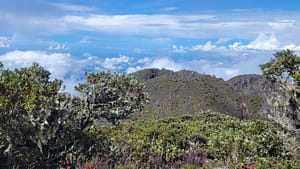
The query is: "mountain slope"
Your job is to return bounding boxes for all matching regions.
[131,69,245,119]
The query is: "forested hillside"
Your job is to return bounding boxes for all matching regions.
[0,50,299,169]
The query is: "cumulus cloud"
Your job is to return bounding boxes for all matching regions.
[246,33,279,50]
[173,33,300,53]
[0,51,81,78]
[227,34,300,51]
[127,57,183,73]
[145,58,183,71]
[191,41,216,51]
[0,51,138,93]
[0,50,82,92]
[102,55,130,70]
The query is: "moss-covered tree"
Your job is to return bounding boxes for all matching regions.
[0,63,94,168]
[260,49,300,128]
[75,72,148,125]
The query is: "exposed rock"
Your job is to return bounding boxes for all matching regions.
[228,74,298,130]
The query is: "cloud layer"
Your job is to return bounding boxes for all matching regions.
[1,1,300,94]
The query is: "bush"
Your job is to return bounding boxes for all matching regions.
[88,111,297,168]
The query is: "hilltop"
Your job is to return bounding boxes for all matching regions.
[131,68,298,129]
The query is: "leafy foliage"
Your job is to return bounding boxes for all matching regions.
[261,49,300,84]
[89,111,297,168]
[0,63,148,168]
[76,72,148,125]
[1,57,300,169]
[260,49,300,128]
[0,63,63,168]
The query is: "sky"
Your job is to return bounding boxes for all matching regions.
[1,0,300,93]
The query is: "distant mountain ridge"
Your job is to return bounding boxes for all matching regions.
[131,69,245,119]
[131,68,298,129]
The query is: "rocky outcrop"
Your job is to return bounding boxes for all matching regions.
[228,74,299,130]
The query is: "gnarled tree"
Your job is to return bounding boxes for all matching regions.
[75,72,148,125]
[0,63,95,168]
[260,49,300,129]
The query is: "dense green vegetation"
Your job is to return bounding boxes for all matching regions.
[0,50,300,168]
[88,111,299,168]
[0,63,148,168]
[131,69,244,120]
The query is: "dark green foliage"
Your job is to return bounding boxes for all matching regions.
[244,95,262,115]
[0,63,148,168]
[260,49,300,84]
[0,63,64,168]
[253,158,300,169]
[89,111,297,168]
[0,63,99,168]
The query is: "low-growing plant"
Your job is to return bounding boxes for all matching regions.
[88,111,298,168]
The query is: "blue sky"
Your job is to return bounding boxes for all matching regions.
[1,0,300,92]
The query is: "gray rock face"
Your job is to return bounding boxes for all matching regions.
[228,74,298,130]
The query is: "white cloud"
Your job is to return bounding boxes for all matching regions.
[0,51,135,93]
[145,58,182,71]
[49,44,69,50]
[0,49,277,94]
[226,34,300,51]
[0,51,85,93]
[0,50,75,78]
[191,41,216,51]
[59,14,217,37]
[1,8,300,43]
[52,3,95,12]
[215,38,231,44]
[102,55,130,70]
[172,45,188,53]
[173,34,300,53]
[162,7,178,11]
[282,44,300,51]
[246,33,279,50]
[127,57,183,74]
[137,57,151,64]
[126,66,142,74]
[228,41,243,50]
[0,36,10,48]
[268,20,297,31]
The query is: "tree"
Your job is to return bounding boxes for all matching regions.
[0,63,62,167]
[75,72,148,125]
[260,49,300,128]
[0,64,148,168]
[0,63,94,168]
